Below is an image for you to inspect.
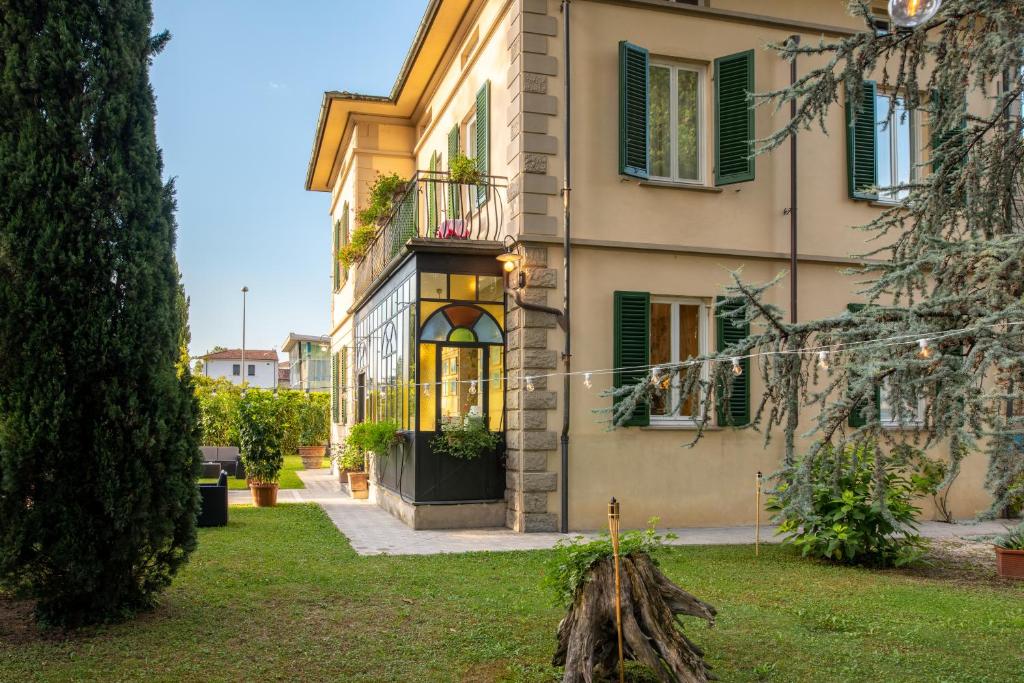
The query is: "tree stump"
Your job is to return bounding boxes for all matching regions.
[552,553,716,683]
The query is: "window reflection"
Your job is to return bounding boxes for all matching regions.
[440,347,483,424]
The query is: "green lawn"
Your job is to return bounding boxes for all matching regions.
[2,504,1022,682]
[200,454,330,490]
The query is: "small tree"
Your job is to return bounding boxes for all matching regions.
[238,391,284,485]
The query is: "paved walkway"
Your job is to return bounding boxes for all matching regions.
[227,469,1013,556]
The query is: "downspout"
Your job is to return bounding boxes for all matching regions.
[559,0,572,534]
[788,35,800,324]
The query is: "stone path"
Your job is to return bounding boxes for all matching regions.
[227,469,1013,556]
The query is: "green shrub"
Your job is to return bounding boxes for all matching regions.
[346,420,400,458]
[238,390,284,484]
[339,224,378,268]
[297,393,330,446]
[994,525,1024,550]
[194,376,241,446]
[337,443,365,472]
[767,443,927,567]
[432,417,500,460]
[356,172,406,227]
[543,520,675,607]
[448,153,480,184]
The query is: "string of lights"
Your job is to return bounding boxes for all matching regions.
[207,319,1024,398]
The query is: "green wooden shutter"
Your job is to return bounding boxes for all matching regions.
[340,203,349,285]
[476,81,490,204]
[447,124,461,220]
[715,297,751,425]
[845,303,881,427]
[427,154,438,235]
[930,88,967,174]
[613,291,650,427]
[332,220,340,292]
[340,346,348,425]
[618,41,649,179]
[714,50,755,186]
[331,352,340,423]
[846,81,878,200]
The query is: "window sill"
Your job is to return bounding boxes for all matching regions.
[636,179,724,193]
[642,422,722,431]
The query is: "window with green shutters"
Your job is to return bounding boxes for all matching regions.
[846,81,878,200]
[613,291,651,427]
[930,87,967,175]
[619,41,649,179]
[332,220,341,293]
[331,352,340,423]
[714,50,755,186]
[447,124,461,219]
[715,296,750,425]
[475,81,489,204]
[426,153,438,235]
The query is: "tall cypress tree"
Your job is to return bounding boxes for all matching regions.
[0,0,200,626]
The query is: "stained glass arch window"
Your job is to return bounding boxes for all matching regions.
[420,304,503,344]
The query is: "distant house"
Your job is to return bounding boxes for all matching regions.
[280,333,330,392]
[200,349,279,389]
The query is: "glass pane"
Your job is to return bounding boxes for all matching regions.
[473,314,503,343]
[678,304,700,416]
[421,312,452,341]
[876,93,893,196]
[488,347,504,431]
[421,272,447,299]
[649,303,672,416]
[449,327,476,342]
[676,69,699,181]
[478,275,503,302]
[893,99,911,200]
[418,344,436,431]
[649,65,671,178]
[445,305,483,328]
[440,347,483,425]
[450,274,477,300]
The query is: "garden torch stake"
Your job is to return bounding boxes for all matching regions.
[608,497,625,683]
[755,472,763,557]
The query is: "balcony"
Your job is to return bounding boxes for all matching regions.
[353,170,508,302]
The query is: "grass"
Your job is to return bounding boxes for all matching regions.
[2,504,1022,682]
[199,455,330,490]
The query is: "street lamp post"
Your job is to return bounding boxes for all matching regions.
[241,286,249,389]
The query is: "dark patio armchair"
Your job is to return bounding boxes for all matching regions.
[197,470,228,527]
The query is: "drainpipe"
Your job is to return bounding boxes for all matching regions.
[559,0,572,534]
[788,35,800,324]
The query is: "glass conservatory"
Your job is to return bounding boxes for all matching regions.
[353,250,506,507]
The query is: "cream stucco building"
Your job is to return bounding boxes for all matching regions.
[306,0,995,532]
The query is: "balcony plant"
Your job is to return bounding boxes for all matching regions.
[238,390,284,507]
[448,153,481,185]
[994,526,1024,579]
[343,420,400,499]
[432,416,500,461]
[356,172,406,228]
[296,394,330,468]
[338,224,378,269]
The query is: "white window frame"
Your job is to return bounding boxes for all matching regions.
[648,60,706,185]
[880,378,926,428]
[465,113,478,161]
[875,92,920,204]
[649,297,710,425]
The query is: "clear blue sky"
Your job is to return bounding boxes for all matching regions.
[150,1,427,358]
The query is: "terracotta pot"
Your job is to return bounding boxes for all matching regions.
[347,471,369,500]
[250,482,279,507]
[995,547,1024,579]
[298,445,327,469]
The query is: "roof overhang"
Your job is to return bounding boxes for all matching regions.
[304,0,473,192]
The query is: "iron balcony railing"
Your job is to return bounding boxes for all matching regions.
[353,171,508,300]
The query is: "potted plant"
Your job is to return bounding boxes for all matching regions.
[448,153,481,185]
[344,421,400,499]
[297,393,329,469]
[238,390,284,507]
[432,416,500,460]
[994,526,1024,579]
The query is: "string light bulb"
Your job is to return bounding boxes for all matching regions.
[817,350,830,370]
[583,372,593,389]
[379,387,387,399]
[526,376,536,392]
[469,380,477,396]
[917,339,932,359]
[423,382,430,396]
[731,358,743,376]
[887,0,941,28]
[651,366,661,386]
